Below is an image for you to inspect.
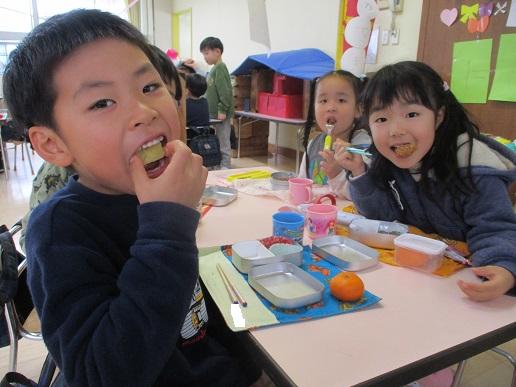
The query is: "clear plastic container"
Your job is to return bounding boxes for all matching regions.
[393,234,446,272]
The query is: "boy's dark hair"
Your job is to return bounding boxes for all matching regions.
[361,61,480,197]
[199,37,223,53]
[3,9,155,131]
[149,45,182,103]
[302,70,367,177]
[185,73,207,98]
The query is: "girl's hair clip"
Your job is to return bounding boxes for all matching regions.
[443,81,450,91]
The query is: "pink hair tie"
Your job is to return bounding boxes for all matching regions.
[443,81,450,91]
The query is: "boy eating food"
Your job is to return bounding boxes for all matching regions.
[4,9,261,387]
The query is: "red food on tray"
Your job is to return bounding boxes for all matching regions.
[259,236,296,248]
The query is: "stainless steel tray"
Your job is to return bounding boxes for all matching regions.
[248,262,324,309]
[232,240,303,274]
[201,185,238,206]
[312,236,378,271]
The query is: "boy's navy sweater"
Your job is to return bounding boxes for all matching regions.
[186,97,210,128]
[26,177,250,387]
[350,135,516,280]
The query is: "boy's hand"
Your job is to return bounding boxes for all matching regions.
[129,140,207,208]
[457,266,516,302]
[183,58,195,67]
[318,149,342,179]
[333,140,366,177]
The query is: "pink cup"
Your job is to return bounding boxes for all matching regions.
[306,204,338,239]
[288,178,313,205]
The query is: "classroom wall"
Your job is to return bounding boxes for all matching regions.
[156,0,423,152]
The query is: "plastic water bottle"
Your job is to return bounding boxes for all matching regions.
[336,211,365,226]
[349,218,408,249]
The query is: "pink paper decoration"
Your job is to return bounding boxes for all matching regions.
[440,8,458,26]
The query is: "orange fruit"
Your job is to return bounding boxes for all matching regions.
[329,272,365,302]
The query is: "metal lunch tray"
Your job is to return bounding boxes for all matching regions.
[312,236,379,271]
[232,240,303,274]
[248,262,324,309]
[201,185,238,206]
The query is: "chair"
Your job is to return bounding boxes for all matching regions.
[0,120,35,175]
[1,221,56,386]
[451,347,516,387]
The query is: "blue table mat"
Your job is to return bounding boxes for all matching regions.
[221,245,382,325]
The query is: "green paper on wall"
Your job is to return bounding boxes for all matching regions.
[489,34,516,102]
[450,39,492,103]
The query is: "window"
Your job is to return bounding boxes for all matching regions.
[0,42,17,74]
[0,0,130,75]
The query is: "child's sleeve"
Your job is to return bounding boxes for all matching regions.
[328,171,351,199]
[462,175,516,277]
[349,172,403,220]
[214,65,233,116]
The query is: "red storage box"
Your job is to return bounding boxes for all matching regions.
[273,73,303,95]
[258,92,303,118]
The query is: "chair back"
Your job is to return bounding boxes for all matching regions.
[0,222,57,387]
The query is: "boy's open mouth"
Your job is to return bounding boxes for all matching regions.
[391,143,416,158]
[137,136,169,177]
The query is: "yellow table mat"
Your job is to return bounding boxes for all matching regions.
[337,205,470,277]
[199,250,278,331]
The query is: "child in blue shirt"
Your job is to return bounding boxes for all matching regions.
[3,9,260,386]
[336,61,516,301]
[185,73,210,128]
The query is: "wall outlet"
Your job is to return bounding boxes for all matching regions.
[381,30,390,45]
[391,29,400,45]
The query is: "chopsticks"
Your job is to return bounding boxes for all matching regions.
[216,263,248,307]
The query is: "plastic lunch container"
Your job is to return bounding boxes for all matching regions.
[393,233,446,272]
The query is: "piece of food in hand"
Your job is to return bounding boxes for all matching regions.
[394,143,416,157]
[138,141,165,166]
[329,271,365,302]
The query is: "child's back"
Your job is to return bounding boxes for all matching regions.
[4,9,258,386]
[186,73,210,127]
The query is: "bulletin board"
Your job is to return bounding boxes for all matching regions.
[417,0,516,139]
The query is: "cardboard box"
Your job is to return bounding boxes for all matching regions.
[251,69,274,112]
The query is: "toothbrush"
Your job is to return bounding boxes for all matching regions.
[324,123,334,150]
[346,147,373,157]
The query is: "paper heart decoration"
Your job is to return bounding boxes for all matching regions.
[467,15,490,33]
[440,8,458,26]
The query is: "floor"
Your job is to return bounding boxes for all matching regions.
[0,149,514,386]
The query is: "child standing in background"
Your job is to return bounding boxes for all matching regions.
[338,61,516,301]
[199,36,234,169]
[185,73,210,127]
[299,70,370,199]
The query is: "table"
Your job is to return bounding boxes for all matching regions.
[198,168,516,387]
[234,111,306,173]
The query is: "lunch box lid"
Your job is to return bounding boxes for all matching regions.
[394,234,446,255]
